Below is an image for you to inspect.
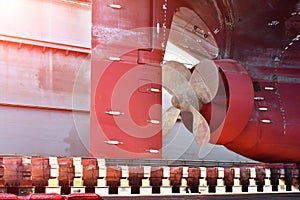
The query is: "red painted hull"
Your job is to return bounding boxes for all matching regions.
[225,66,300,162]
[91,0,300,162]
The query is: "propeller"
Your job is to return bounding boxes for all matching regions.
[162,7,220,146]
[162,60,219,146]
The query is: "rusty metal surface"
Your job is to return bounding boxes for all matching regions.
[0,0,91,49]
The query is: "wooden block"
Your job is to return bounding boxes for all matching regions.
[70,187,85,194]
[99,166,107,178]
[163,167,170,178]
[232,186,242,193]
[248,186,258,193]
[199,186,209,194]
[121,166,129,178]
[160,186,172,194]
[45,186,61,194]
[217,179,224,187]
[140,187,152,195]
[73,157,82,166]
[265,179,271,186]
[263,185,272,193]
[279,179,285,186]
[249,178,256,186]
[142,179,150,187]
[49,157,58,165]
[250,168,256,178]
[97,179,107,187]
[48,179,59,187]
[278,185,286,192]
[200,167,207,178]
[199,179,207,186]
[74,166,83,177]
[50,168,59,177]
[95,187,109,196]
[181,178,187,187]
[73,178,83,187]
[118,187,131,195]
[234,178,240,186]
[162,179,170,186]
[182,167,189,178]
[120,179,129,187]
[217,168,224,178]
[216,186,226,194]
[233,168,240,178]
[143,166,151,178]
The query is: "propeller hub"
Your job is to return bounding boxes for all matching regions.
[171,96,181,109]
[171,96,191,111]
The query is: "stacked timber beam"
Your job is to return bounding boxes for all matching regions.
[0,156,299,196]
[46,157,60,194]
